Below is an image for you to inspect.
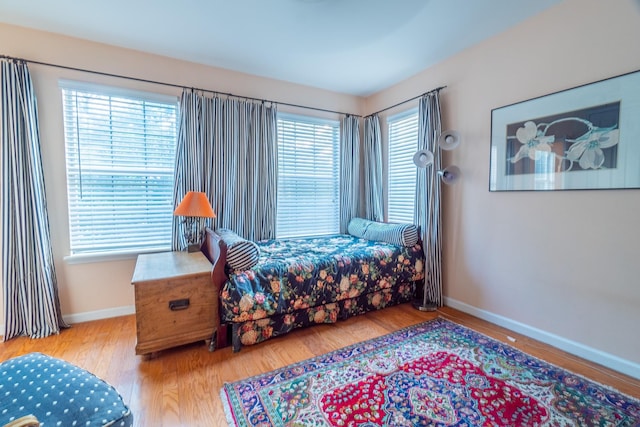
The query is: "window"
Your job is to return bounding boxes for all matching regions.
[60,81,178,256]
[276,113,340,238]
[387,108,418,223]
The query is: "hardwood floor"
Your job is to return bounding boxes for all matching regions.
[1,305,638,426]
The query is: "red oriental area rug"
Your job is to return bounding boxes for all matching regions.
[221,318,640,426]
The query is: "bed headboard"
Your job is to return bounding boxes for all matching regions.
[200,227,228,288]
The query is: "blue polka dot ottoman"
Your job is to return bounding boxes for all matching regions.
[0,353,132,427]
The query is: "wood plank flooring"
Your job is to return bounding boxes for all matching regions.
[1,305,638,426]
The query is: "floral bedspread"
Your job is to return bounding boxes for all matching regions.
[219,235,425,324]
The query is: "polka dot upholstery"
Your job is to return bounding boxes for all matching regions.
[0,353,132,427]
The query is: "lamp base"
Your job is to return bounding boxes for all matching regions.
[412,299,438,312]
[187,243,201,253]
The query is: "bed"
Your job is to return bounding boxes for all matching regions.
[201,223,425,352]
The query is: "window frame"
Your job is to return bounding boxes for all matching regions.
[276,112,341,239]
[386,107,419,224]
[59,80,179,262]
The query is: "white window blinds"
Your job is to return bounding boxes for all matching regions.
[60,81,178,255]
[387,108,418,223]
[277,113,340,238]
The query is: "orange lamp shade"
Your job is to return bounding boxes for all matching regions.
[173,191,216,218]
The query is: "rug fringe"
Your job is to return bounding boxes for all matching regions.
[220,384,238,427]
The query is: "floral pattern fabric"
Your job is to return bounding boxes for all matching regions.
[219,235,425,349]
[232,286,415,348]
[221,319,640,426]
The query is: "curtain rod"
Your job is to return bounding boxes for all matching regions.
[1,54,445,120]
[0,54,359,117]
[366,85,447,118]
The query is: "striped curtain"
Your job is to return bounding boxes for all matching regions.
[172,91,215,250]
[1,59,68,340]
[172,90,277,248]
[339,115,360,234]
[363,114,383,221]
[415,92,443,307]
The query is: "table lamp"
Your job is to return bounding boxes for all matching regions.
[173,191,216,252]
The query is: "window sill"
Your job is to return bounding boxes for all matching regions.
[64,247,172,264]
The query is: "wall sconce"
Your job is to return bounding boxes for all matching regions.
[413,130,462,184]
[173,191,216,252]
[438,165,461,185]
[438,130,461,151]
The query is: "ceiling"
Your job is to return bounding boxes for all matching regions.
[0,0,562,97]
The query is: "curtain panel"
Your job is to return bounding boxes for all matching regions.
[172,91,210,250]
[1,59,68,340]
[172,90,278,248]
[415,92,443,307]
[339,115,360,234]
[363,114,384,222]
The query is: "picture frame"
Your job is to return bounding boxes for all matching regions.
[489,69,640,191]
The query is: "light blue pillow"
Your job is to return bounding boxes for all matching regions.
[347,217,370,238]
[215,229,261,271]
[347,218,419,247]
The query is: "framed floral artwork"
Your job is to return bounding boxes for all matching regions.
[489,69,640,191]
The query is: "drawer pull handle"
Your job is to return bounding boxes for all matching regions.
[169,298,190,311]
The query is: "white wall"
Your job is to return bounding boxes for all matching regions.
[0,23,363,323]
[2,0,639,377]
[367,0,640,373]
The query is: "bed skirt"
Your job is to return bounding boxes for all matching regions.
[226,281,417,352]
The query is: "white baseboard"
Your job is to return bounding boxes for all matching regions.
[444,297,640,380]
[62,305,136,324]
[0,306,136,338]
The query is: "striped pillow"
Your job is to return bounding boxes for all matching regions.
[215,229,261,271]
[348,218,419,247]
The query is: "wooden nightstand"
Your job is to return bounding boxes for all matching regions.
[131,251,218,355]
